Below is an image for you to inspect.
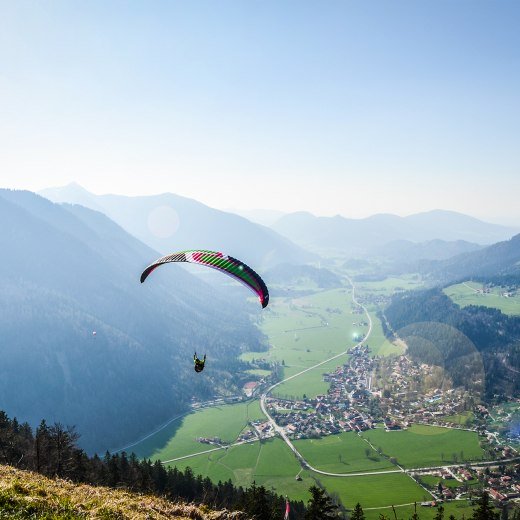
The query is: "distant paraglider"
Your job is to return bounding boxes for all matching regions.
[140,249,269,308]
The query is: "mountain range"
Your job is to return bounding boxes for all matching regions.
[40,183,314,269]
[41,184,519,266]
[0,189,264,453]
[271,210,518,255]
[427,232,520,284]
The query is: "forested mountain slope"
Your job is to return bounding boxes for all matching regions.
[425,233,520,283]
[0,190,264,453]
[384,288,520,398]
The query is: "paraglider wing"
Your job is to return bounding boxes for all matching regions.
[140,250,269,308]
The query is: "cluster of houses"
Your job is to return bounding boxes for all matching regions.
[265,399,342,439]
[416,463,520,506]
[196,436,228,446]
[325,344,373,399]
[484,471,519,503]
[237,420,275,442]
[262,345,380,439]
[264,344,469,440]
[255,344,510,448]
[372,355,472,428]
[355,292,390,309]
[485,401,520,445]
[256,345,516,466]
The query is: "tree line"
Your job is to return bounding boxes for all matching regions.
[0,409,308,518]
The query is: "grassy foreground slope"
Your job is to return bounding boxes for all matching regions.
[0,464,239,520]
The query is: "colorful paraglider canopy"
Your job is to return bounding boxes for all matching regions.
[140,250,269,308]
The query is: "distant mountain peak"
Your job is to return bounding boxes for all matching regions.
[39,184,315,268]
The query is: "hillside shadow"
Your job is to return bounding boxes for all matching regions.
[115,411,190,460]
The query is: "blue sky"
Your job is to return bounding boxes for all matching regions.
[0,1,518,222]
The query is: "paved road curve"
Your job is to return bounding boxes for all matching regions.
[258,275,386,478]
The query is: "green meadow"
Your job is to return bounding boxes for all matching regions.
[437,411,475,427]
[169,438,431,508]
[171,438,315,502]
[356,275,423,296]
[363,501,477,520]
[444,282,520,316]
[294,432,395,473]
[246,368,271,377]
[253,289,363,399]
[419,475,480,490]
[130,400,264,460]
[315,473,427,509]
[360,425,485,468]
[365,310,403,356]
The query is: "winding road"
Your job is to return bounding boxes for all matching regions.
[258,275,389,478]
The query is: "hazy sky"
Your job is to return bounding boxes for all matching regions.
[1,1,519,222]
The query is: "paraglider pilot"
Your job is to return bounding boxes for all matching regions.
[194,352,206,373]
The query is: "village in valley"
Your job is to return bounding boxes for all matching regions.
[241,345,477,441]
[231,343,520,508]
[189,278,520,512]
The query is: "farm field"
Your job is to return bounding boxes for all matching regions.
[294,432,395,473]
[363,501,477,520]
[356,274,423,296]
[170,440,435,509]
[130,400,264,460]
[170,438,315,503]
[360,425,485,468]
[246,368,271,377]
[444,282,520,316]
[316,472,427,509]
[365,310,403,356]
[250,289,365,399]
